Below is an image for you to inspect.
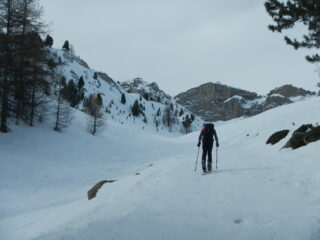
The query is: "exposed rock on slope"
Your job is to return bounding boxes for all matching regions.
[268,84,315,98]
[121,78,171,105]
[175,82,315,122]
[175,82,258,121]
[266,130,290,145]
[283,124,320,149]
[87,180,117,200]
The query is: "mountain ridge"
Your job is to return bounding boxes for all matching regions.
[175,82,316,122]
[54,48,316,127]
[53,48,203,135]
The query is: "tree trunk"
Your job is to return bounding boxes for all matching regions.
[54,83,62,131]
[1,0,12,133]
[0,86,9,132]
[29,84,35,126]
[93,113,97,135]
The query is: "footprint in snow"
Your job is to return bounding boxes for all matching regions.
[234,219,242,224]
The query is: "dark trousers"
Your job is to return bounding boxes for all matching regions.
[202,143,213,171]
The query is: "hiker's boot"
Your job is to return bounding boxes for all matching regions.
[208,164,212,172]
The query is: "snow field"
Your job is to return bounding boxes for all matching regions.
[1,97,320,240]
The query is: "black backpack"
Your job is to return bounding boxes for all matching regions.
[203,123,214,142]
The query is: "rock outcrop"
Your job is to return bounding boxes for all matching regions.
[175,82,315,122]
[121,78,172,104]
[175,82,258,121]
[283,124,320,149]
[268,84,314,98]
[97,72,115,85]
[87,180,117,200]
[266,130,290,145]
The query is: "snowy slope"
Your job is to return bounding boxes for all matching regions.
[1,96,320,240]
[51,49,203,135]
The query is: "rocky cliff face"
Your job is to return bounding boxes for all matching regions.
[175,83,257,121]
[175,83,316,122]
[267,84,314,98]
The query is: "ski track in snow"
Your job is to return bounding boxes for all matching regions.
[1,97,320,240]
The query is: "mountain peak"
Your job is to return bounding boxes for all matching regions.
[267,84,316,98]
[121,78,171,104]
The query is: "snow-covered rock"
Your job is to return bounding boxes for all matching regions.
[121,78,171,105]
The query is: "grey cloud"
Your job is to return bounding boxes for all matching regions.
[41,0,319,95]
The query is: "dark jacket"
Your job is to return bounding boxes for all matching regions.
[198,126,219,147]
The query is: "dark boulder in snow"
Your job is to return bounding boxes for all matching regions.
[87,180,117,200]
[283,124,320,149]
[266,130,290,145]
[293,124,313,133]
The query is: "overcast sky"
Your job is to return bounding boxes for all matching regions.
[40,0,319,96]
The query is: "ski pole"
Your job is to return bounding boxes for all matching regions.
[194,147,200,172]
[216,147,218,170]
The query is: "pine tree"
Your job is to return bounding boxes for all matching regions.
[45,35,53,47]
[0,0,50,131]
[78,76,85,89]
[179,108,184,116]
[182,114,192,134]
[84,94,104,135]
[61,79,85,108]
[121,93,126,104]
[62,40,70,51]
[0,0,18,132]
[162,105,176,130]
[154,118,159,129]
[93,72,98,80]
[27,34,51,127]
[132,100,142,117]
[54,76,73,131]
[62,80,76,107]
[265,0,320,62]
[77,76,85,102]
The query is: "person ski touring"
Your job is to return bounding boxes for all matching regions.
[197,123,219,173]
